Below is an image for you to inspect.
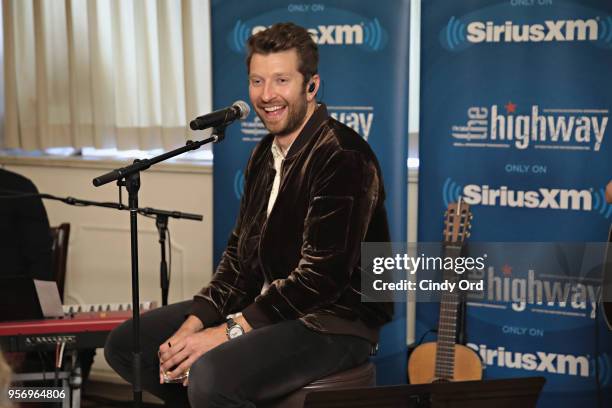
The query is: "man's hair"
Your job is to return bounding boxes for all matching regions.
[246,22,319,85]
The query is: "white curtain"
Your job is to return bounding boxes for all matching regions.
[2,0,212,151]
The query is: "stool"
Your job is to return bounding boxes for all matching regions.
[263,361,376,408]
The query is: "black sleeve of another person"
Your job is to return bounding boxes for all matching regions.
[20,183,53,281]
[0,170,53,281]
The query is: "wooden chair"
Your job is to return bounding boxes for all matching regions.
[50,223,70,301]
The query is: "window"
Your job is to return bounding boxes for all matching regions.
[2,0,212,161]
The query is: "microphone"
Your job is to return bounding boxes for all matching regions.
[189,100,250,131]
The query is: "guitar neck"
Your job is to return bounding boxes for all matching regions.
[434,244,463,380]
[435,290,459,380]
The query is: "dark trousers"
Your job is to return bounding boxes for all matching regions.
[104,301,371,407]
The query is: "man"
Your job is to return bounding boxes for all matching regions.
[105,22,392,407]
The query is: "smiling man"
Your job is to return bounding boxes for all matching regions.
[105,22,392,407]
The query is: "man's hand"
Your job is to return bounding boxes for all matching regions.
[158,324,227,384]
[158,315,205,384]
[162,315,203,348]
[158,314,253,385]
[606,180,612,204]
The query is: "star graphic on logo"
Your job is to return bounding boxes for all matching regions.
[502,264,513,276]
[505,101,517,114]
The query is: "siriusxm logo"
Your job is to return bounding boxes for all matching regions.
[451,104,608,152]
[230,19,386,52]
[468,19,597,43]
[441,179,612,219]
[253,24,364,45]
[442,15,612,51]
[463,184,592,211]
[468,343,589,377]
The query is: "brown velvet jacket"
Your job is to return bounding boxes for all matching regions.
[189,104,393,342]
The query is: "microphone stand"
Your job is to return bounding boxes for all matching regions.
[91,126,226,407]
[133,206,203,307]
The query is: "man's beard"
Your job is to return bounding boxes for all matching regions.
[259,93,309,137]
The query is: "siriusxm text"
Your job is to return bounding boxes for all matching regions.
[462,184,592,211]
[253,24,363,45]
[466,19,598,43]
[468,343,589,377]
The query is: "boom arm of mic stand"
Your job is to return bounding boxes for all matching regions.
[139,207,203,221]
[92,136,217,187]
[29,193,204,222]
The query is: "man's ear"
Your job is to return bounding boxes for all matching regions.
[306,75,320,101]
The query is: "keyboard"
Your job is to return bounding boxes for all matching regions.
[0,302,157,352]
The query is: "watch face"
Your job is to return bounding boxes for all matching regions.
[228,325,244,339]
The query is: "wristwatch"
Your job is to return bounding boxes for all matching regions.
[226,317,245,339]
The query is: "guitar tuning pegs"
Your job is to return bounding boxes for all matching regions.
[466,232,471,238]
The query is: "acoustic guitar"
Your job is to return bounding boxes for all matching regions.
[408,199,483,384]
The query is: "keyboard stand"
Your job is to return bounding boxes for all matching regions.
[11,349,81,408]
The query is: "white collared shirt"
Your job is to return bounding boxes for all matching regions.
[266,139,292,216]
[262,138,292,294]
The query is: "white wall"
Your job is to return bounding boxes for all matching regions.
[0,156,213,381]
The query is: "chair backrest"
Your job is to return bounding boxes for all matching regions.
[50,223,70,301]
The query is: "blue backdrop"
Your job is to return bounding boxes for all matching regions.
[418,0,612,406]
[211,0,410,384]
